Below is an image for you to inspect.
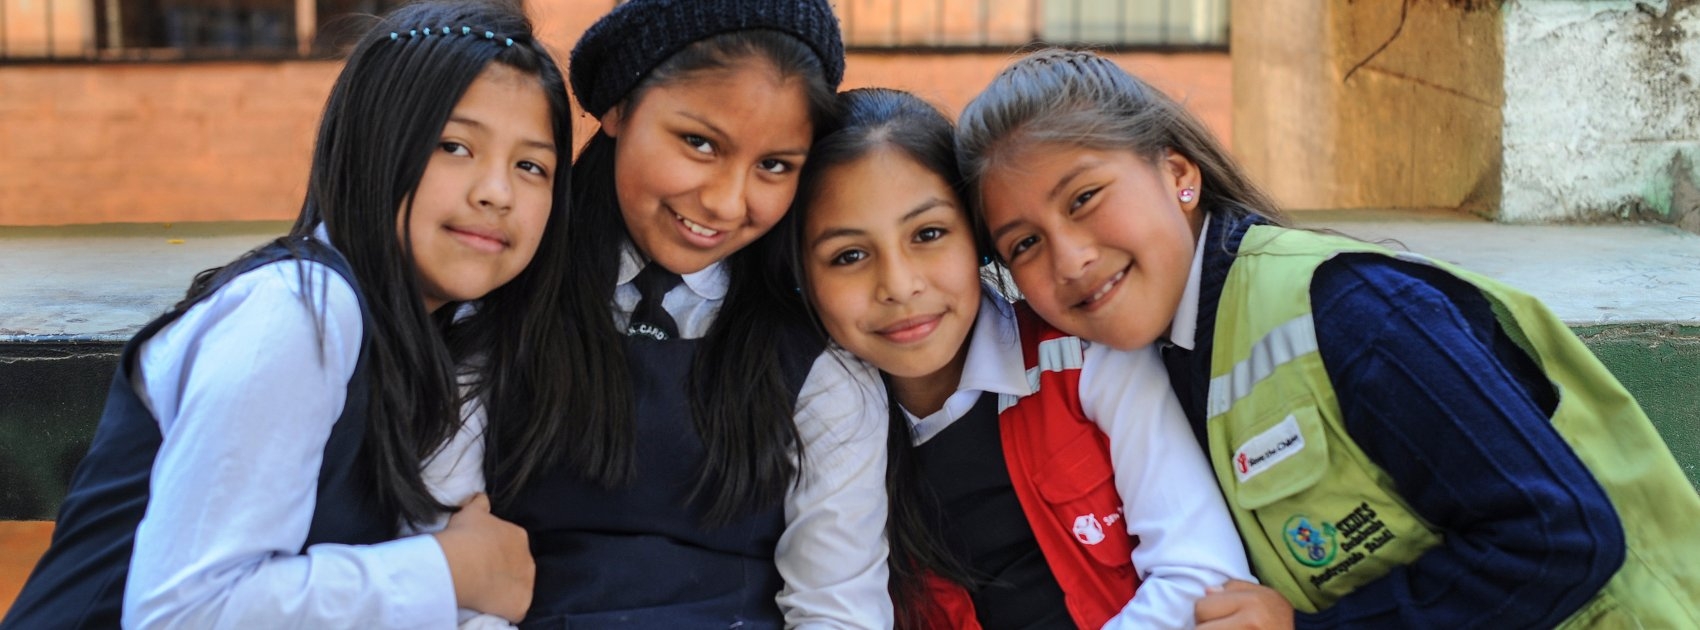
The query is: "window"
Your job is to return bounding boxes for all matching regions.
[0,0,409,61]
[1,0,1227,62]
[840,0,1229,51]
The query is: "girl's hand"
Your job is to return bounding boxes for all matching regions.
[434,493,534,622]
[1195,580,1294,630]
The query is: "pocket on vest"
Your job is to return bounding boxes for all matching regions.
[1224,406,1328,510]
[1035,428,1134,570]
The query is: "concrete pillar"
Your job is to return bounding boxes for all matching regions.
[1503,1,1700,227]
[1234,0,1699,231]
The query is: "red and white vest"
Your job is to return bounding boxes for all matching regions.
[921,302,1140,629]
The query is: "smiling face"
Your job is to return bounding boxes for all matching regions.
[403,63,557,313]
[979,143,1204,350]
[600,59,814,275]
[804,148,981,382]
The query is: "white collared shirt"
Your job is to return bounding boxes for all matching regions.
[904,290,1251,629]
[611,243,728,339]
[128,228,458,629]
[404,387,517,629]
[611,242,894,628]
[1167,214,1211,352]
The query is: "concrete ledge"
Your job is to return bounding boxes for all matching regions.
[1304,209,1700,486]
[1303,208,1700,326]
[0,222,290,342]
[1,215,1696,522]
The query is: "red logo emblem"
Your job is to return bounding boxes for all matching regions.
[1237,452,1250,474]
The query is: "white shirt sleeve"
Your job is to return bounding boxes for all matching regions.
[1079,343,1253,630]
[405,388,519,630]
[124,260,459,629]
[775,346,894,629]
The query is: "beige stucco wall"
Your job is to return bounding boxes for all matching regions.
[1234,0,1503,214]
[1235,0,1699,229]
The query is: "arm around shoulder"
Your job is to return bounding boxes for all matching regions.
[1081,343,1253,630]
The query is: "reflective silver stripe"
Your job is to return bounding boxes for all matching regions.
[998,393,1020,414]
[1016,336,1085,404]
[1038,336,1084,372]
[1207,314,1319,418]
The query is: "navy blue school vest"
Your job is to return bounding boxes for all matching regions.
[915,393,1072,629]
[1,237,392,630]
[501,323,824,630]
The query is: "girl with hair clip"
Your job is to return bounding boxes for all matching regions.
[483,0,890,627]
[955,48,1700,629]
[1,1,575,627]
[786,87,1252,630]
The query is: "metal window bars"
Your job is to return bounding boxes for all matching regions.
[840,0,1228,52]
[1,0,1228,62]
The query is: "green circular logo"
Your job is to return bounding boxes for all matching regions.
[1283,514,1338,568]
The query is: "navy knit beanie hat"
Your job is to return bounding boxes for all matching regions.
[569,0,845,118]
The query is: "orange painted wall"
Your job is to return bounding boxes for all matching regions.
[0,61,342,226]
[1,522,52,617]
[0,0,1228,226]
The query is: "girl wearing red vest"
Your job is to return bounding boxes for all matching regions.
[783,88,1255,629]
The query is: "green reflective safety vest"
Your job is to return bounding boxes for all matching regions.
[1206,225,1700,627]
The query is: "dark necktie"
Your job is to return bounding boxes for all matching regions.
[628,262,683,340]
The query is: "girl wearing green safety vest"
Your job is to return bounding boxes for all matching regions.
[953,48,1700,629]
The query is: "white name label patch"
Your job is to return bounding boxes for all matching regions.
[1233,414,1305,483]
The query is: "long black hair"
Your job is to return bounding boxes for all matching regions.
[183,0,574,528]
[489,29,838,525]
[781,88,980,629]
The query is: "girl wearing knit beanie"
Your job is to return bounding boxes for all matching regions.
[483,0,892,627]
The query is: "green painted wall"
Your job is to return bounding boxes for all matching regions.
[1577,324,1700,489]
[0,342,113,520]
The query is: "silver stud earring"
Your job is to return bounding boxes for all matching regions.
[1178,187,1197,203]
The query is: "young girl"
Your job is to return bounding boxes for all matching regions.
[955,48,1700,628]
[789,87,1254,629]
[1,1,573,627]
[483,0,891,626]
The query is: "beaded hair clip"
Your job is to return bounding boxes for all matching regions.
[389,25,515,47]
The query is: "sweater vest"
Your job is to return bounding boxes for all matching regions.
[1207,225,1700,626]
[1,237,389,630]
[501,321,824,629]
[925,302,1139,629]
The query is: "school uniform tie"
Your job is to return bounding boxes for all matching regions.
[628,262,683,340]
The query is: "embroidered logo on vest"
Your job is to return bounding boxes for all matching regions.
[1288,503,1402,588]
[1233,414,1305,482]
[1073,514,1106,545]
[627,322,670,340]
[1283,514,1338,567]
